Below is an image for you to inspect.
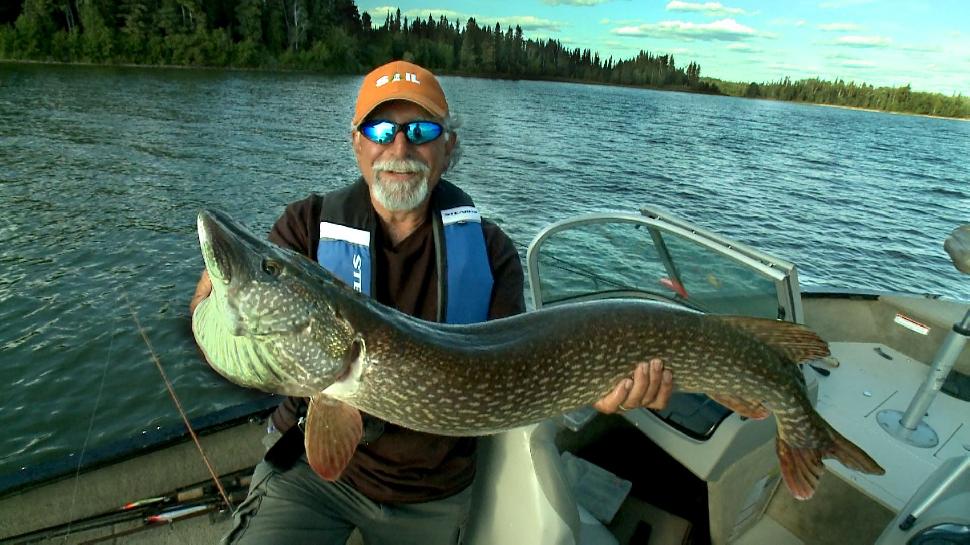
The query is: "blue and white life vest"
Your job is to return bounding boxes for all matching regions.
[314,179,494,324]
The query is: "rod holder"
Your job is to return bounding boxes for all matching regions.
[879,310,970,448]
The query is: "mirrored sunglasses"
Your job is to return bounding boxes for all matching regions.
[358,120,444,145]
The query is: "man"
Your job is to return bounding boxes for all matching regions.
[190,60,673,545]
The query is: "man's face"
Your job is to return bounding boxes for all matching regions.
[353,100,455,213]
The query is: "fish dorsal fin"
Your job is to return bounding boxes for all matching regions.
[305,394,362,481]
[714,316,833,364]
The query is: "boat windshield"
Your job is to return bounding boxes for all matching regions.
[528,209,801,322]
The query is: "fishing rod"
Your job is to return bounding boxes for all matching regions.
[122,291,234,511]
[0,470,253,544]
[75,490,252,545]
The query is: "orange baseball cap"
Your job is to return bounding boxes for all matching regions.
[352,60,449,126]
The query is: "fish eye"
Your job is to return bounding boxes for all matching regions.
[261,258,282,277]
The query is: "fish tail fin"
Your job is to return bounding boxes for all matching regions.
[776,419,885,501]
[818,417,885,476]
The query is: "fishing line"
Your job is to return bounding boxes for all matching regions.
[122,291,233,511]
[62,327,116,542]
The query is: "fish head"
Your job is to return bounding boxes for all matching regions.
[197,209,359,387]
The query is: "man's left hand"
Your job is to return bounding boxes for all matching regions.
[593,358,673,413]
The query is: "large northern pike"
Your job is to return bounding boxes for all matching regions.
[191,209,884,500]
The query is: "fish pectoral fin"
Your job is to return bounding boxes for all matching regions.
[714,316,832,364]
[806,356,840,369]
[305,394,362,481]
[708,393,770,420]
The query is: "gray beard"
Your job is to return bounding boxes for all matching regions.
[372,162,431,212]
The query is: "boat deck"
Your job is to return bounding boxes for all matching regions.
[817,342,970,511]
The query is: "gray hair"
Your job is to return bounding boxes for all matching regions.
[442,114,462,172]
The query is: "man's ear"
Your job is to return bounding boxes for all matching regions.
[351,130,361,155]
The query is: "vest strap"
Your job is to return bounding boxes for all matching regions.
[317,222,371,295]
[440,207,493,324]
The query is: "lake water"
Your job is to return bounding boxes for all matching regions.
[1,63,968,484]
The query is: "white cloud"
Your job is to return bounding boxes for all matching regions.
[836,35,891,47]
[600,19,642,26]
[817,22,861,32]
[665,1,747,16]
[496,16,565,32]
[363,7,564,32]
[600,18,640,25]
[366,6,463,22]
[542,0,610,5]
[727,42,762,52]
[818,0,876,8]
[602,39,633,49]
[769,18,806,27]
[840,59,877,68]
[760,63,833,82]
[612,18,758,41]
[898,44,943,53]
[768,62,821,74]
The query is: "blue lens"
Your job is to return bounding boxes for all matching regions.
[404,121,443,144]
[360,121,397,144]
[359,120,443,145]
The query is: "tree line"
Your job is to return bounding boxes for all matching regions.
[717,77,969,119]
[0,0,715,93]
[1,1,966,119]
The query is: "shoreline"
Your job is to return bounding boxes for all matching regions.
[809,101,970,122]
[2,58,966,121]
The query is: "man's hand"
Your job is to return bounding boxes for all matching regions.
[190,270,212,314]
[593,358,673,414]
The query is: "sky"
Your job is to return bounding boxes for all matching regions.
[356,0,970,96]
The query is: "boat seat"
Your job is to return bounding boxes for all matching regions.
[464,421,618,545]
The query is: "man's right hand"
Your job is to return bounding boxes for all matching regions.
[190,270,212,314]
[592,358,673,414]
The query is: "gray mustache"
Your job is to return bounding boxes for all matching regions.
[373,159,430,174]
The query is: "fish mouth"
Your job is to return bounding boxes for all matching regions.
[199,209,313,337]
[197,209,236,285]
[197,208,275,285]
